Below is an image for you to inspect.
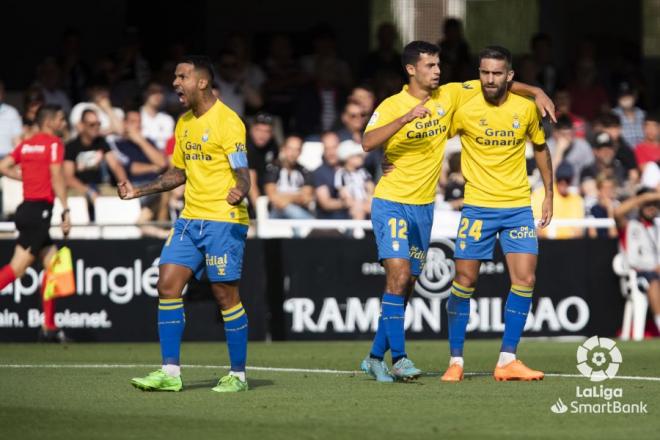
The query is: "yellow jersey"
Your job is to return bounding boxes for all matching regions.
[172,99,249,224]
[364,81,481,205]
[451,92,545,208]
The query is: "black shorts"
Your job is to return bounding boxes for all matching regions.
[14,201,53,254]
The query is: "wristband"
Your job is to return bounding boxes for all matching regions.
[61,208,70,221]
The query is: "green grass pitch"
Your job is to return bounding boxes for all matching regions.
[1,339,659,439]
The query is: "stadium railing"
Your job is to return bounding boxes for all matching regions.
[255,216,618,239]
[0,217,621,239]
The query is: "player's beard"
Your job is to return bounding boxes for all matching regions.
[179,92,191,108]
[423,78,441,92]
[482,82,508,103]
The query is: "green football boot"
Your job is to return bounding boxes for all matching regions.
[130,370,183,392]
[211,374,248,393]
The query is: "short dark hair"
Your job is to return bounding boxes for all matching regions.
[35,104,62,126]
[80,108,98,122]
[179,55,215,82]
[124,108,141,117]
[645,113,660,124]
[281,134,303,149]
[479,45,512,69]
[599,112,621,128]
[554,115,573,130]
[401,41,439,70]
[352,84,375,95]
[636,186,655,197]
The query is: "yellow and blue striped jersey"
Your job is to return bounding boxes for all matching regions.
[450,92,545,208]
[172,99,249,224]
[364,81,481,205]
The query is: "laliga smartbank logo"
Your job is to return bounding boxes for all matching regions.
[550,336,648,415]
[576,335,622,382]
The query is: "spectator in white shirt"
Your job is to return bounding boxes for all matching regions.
[69,83,124,137]
[140,82,174,150]
[0,81,22,157]
[335,140,374,220]
[216,50,263,118]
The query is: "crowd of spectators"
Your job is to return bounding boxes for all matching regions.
[0,21,657,240]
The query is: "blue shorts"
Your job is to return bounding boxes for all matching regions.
[371,198,434,276]
[454,205,538,260]
[159,218,248,283]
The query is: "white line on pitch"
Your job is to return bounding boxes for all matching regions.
[1,364,659,382]
[0,364,359,374]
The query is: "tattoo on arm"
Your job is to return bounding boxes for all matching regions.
[234,167,251,195]
[136,167,186,197]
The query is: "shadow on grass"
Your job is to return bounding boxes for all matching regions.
[184,378,274,390]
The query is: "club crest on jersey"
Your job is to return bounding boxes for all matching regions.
[202,129,210,142]
[479,119,488,127]
[512,114,520,129]
[183,129,188,138]
[436,105,446,116]
[392,240,400,252]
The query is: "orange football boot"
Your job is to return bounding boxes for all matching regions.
[440,363,464,382]
[493,360,544,381]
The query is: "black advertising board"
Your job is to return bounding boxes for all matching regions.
[0,238,623,342]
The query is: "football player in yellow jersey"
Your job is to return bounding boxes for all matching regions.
[118,56,251,393]
[359,42,555,382]
[441,46,554,383]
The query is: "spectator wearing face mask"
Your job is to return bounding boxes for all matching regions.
[612,84,645,149]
